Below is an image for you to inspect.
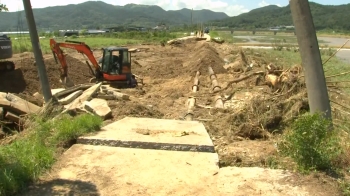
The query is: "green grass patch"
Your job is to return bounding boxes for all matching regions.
[10,31,181,54]
[0,113,103,196]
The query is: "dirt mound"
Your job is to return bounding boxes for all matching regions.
[0,55,93,95]
[109,100,164,121]
[183,42,227,75]
[131,41,226,79]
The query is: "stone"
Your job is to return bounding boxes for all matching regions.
[59,90,83,105]
[84,98,112,120]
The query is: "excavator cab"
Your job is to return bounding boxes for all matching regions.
[99,47,136,87]
[100,47,131,75]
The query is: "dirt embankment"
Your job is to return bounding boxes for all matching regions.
[0,54,92,96]
[0,39,345,195]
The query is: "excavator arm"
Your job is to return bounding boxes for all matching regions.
[49,38,101,81]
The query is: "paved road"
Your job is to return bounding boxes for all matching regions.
[336,50,350,64]
[235,35,350,64]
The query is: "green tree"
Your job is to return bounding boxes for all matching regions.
[0,4,8,12]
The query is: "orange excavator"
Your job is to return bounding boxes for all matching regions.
[50,38,138,88]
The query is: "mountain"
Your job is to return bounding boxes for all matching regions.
[209,2,350,31]
[0,1,229,31]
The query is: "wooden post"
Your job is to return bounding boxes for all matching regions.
[290,0,332,120]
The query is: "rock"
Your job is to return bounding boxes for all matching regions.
[64,82,102,112]
[51,88,65,96]
[84,98,112,120]
[113,92,130,100]
[5,111,20,123]
[33,92,43,100]
[59,90,83,105]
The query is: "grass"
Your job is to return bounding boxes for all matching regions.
[0,113,103,196]
[9,31,182,54]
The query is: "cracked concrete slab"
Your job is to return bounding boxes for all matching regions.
[78,117,215,152]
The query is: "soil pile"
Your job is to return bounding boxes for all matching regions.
[131,41,227,79]
[184,42,227,75]
[0,55,93,95]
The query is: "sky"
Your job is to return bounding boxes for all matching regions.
[1,0,349,16]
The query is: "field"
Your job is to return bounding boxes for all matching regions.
[1,32,350,195]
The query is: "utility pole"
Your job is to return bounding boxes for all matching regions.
[22,0,52,102]
[191,8,193,27]
[289,0,332,120]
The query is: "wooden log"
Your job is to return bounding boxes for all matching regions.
[208,66,221,92]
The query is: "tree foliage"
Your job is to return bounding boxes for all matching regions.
[0,4,8,12]
[0,2,227,30]
[209,2,350,31]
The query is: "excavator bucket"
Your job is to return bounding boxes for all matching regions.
[60,76,75,88]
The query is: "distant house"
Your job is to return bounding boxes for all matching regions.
[153,24,168,31]
[86,29,107,35]
[59,30,79,37]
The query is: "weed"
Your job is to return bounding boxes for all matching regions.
[0,113,103,195]
[278,113,342,172]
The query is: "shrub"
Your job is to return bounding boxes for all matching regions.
[278,113,342,171]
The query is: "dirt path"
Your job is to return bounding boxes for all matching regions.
[2,39,344,196]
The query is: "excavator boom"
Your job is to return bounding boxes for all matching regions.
[50,39,100,79]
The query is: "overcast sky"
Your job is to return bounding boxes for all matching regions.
[1,0,349,16]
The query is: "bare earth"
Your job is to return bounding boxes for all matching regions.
[3,38,346,195]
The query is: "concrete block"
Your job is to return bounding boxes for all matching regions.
[78,117,215,152]
[59,90,83,105]
[84,98,112,120]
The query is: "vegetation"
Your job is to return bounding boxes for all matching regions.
[0,113,103,195]
[0,4,8,12]
[0,1,227,31]
[209,2,350,31]
[279,113,341,171]
[10,31,181,54]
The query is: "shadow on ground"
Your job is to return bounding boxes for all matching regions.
[18,179,100,196]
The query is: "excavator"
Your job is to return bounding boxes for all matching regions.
[0,34,15,72]
[50,38,139,88]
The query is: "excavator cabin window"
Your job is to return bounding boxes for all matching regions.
[101,48,130,75]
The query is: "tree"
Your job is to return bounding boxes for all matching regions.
[0,4,8,12]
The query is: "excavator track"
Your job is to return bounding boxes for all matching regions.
[0,61,15,72]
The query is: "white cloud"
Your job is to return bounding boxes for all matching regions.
[1,0,249,16]
[258,0,281,7]
[169,0,249,16]
[258,0,269,7]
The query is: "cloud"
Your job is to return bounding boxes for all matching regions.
[258,0,282,7]
[2,0,249,16]
[258,0,269,7]
[169,0,249,16]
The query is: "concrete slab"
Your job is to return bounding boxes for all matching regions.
[78,117,215,153]
[23,144,219,196]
